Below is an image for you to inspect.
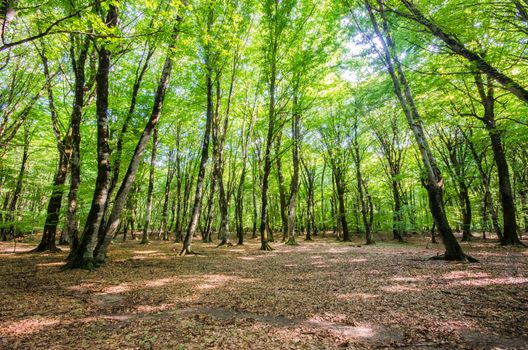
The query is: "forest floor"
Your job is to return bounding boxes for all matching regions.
[0,233,527,350]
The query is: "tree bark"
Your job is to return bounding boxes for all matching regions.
[158,148,175,240]
[5,124,30,238]
[141,128,158,244]
[64,35,91,256]
[34,47,71,253]
[474,73,521,245]
[286,95,300,245]
[64,4,117,269]
[94,11,185,262]
[180,25,214,254]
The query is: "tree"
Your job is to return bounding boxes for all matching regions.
[361,0,475,261]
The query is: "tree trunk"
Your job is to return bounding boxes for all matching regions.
[180,45,213,255]
[352,118,374,245]
[141,128,158,244]
[94,12,185,262]
[276,136,288,240]
[335,171,350,242]
[473,73,521,245]
[64,4,117,269]
[65,36,91,257]
[158,149,175,240]
[6,124,30,238]
[34,144,70,252]
[365,0,473,261]
[286,96,300,246]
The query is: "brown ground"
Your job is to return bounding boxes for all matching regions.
[0,234,527,349]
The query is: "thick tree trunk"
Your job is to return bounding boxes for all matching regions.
[94,15,184,262]
[64,36,90,257]
[97,46,154,247]
[65,4,116,269]
[489,131,520,245]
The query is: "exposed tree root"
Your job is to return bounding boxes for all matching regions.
[216,241,233,248]
[30,245,62,253]
[429,253,479,263]
[500,240,526,247]
[179,246,200,256]
[61,257,98,271]
[260,242,274,251]
[285,238,298,246]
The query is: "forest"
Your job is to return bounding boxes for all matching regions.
[1,0,527,349]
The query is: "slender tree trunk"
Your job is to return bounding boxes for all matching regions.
[34,46,72,252]
[141,128,158,244]
[352,119,374,245]
[464,130,502,239]
[6,124,30,237]
[286,96,300,246]
[365,0,473,261]
[459,182,472,242]
[335,171,350,242]
[474,73,521,245]
[180,53,213,255]
[251,151,259,239]
[158,149,174,241]
[34,145,70,252]
[276,136,288,240]
[392,178,404,242]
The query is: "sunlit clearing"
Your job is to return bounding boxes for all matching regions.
[446,277,528,287]
[0,317,60,336]
[391,276,427,282]
[133,250,159,254]
[442,271,490,279]
[36,261,64,267]
[381,285,421,293]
